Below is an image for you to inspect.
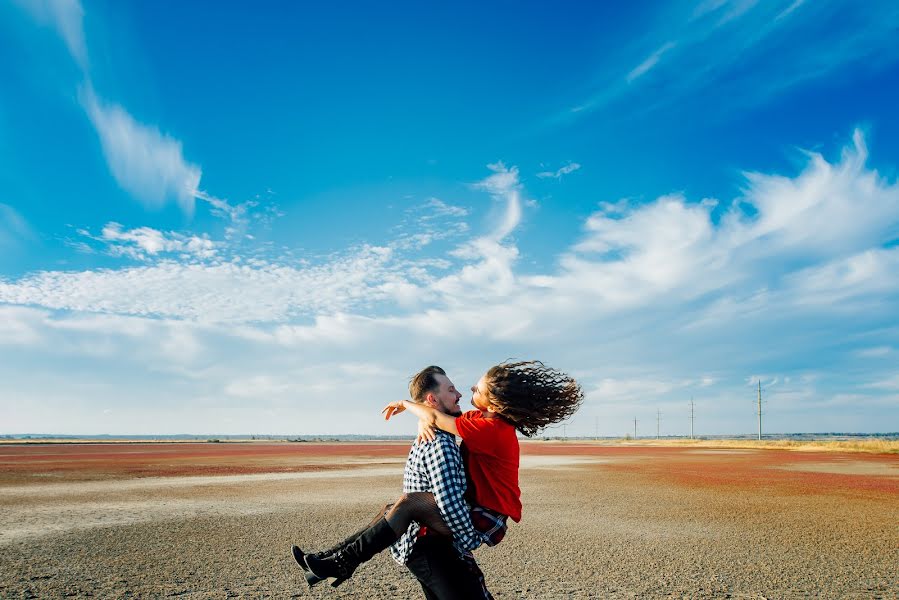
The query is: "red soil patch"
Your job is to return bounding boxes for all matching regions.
[2,442,895,498]
[520,443,899,497]
[0,442,409,482]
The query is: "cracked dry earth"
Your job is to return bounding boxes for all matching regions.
[0,442,896,599]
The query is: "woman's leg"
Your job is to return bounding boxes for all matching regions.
[384,492,451,537]
[299,492,453,587]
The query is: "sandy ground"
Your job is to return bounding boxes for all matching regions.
[0,442,896,599]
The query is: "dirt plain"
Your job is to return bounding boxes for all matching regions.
[0,441,896,599]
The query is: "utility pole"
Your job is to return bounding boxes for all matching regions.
[757,380,763,441]
[656,409,661,439]
[633,418,638,439]
[595,416,599,439]
[689,397,695,440]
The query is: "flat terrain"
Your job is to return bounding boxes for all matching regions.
[0,442,896,598]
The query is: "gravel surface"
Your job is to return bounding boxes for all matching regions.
[0,444,896,598]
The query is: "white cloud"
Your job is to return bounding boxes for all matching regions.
[626,42,676,83]
[0,306,44,346]
[193,190,273,238]
[392,198,470,251]
[0,245,413,322]
[81,87,202,216]
[472,162,523,242]
[856,346,892,358]
[864,375,899,391]
[775,0,806,21]
[224,375,293,399]
[536,162,582,180]
[588,377,687,404]
[0,204,34,247]
[424,198,469,218]
[538,129,899,313]
[4,133,898,327]
[16,1,203,217]
[785,247,899,306]
[431,164,527,301]
[80,222,218,261]
[14,0,87,68]
[2,137,899,434]
[562,1,899,121]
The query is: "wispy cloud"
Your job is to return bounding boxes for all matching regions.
[0,204,34,247]
[626,42,676,83]
[13,0,87,69]
[856,346,892,358]
[537,162,582,180]
[864,375,899,391]
[423,198,469,218]
[14,1,204,217]
[559,1,899,122]
[81,88,202,216]
[472,162,523,242]
[391,198,470,251]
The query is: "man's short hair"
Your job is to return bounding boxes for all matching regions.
[409,366,446,404]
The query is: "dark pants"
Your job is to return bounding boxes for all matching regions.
[405,535,490,600]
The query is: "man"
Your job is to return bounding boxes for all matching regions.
[389,365,493,599]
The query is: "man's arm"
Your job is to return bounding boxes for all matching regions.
[420,433,481,552]
[383,400,460,436]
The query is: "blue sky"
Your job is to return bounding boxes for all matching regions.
[1,0,898,436]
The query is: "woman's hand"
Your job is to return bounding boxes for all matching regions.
[382,401,407,420]
[416,419,437,444]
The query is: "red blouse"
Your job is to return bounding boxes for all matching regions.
[455,410,522,522]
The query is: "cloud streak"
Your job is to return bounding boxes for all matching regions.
[536,162,582,180]
[14,1,204,216]
[0,204,34,248]
[626,42,676,83]
[559,0,899,122]
[81,88,202,216]
[14,0,87,68]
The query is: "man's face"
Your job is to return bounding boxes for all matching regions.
[427,373,463,416]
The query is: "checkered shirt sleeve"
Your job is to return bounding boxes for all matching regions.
[389,431,482,564]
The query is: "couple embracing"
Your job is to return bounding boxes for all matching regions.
[292,361,583,598]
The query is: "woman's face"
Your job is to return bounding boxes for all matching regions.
[470,374,492,412]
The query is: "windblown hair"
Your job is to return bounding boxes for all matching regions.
[409,365,446,404]
[485,361,584,437]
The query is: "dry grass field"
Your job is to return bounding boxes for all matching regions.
[0,441,896,599]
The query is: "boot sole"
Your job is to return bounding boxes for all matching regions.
[292,546,331,588]
[290,546,309,571]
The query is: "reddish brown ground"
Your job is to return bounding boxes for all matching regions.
[1,441,895,497]
[0,442,409,482]
[1,441,896,598]
[523,443,899,497]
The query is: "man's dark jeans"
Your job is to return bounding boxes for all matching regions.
[405,535,488,599]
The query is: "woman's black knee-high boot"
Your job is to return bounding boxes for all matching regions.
[292,523,371,586]
[302,517,398,587]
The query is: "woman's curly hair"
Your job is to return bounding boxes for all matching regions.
[484,360,584,437]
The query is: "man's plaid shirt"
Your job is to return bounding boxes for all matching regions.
[389,430,481,565]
